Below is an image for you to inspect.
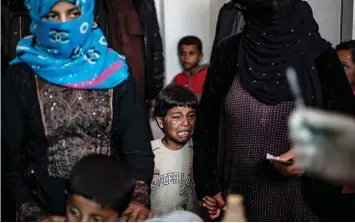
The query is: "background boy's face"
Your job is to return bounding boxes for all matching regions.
[66,194,119,222]
[157,106,196,145]
[179,44,203,70]
[337,49,355,87]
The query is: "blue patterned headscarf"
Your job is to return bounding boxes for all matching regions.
[10,0,129,89]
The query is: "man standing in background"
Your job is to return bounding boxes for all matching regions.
[96,0,165,138]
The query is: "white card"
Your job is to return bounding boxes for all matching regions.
[266,153,293,165]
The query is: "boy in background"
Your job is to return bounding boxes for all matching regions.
[173,36,208,101]
[336,40,355,94]
[335,40,355,221]
[150,85,199,216]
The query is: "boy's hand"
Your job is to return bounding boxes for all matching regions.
[119,201,153,222]
[202,196,221,220]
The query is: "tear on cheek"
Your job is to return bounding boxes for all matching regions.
[170,120,180,126]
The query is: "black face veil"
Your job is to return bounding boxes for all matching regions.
[239,0,298,10]
[237,0,330,105]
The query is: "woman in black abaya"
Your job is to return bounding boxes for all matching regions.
[193,0,355,221]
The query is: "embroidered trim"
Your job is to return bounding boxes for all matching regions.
[36,77,113,178]
[131,181,149,208]
[16,202,48,222]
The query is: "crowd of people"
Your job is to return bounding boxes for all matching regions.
[2,0,355,222]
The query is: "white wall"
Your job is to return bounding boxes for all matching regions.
[156,0,346,84]
[154,0,164,38]
[353,1,355,39]
[158,0,214,83]
[306,0,342,45]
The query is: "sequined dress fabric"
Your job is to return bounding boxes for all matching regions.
[222,76,318,221]
[36,77,112,179]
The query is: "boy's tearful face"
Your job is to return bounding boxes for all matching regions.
[179,45,203,70]
[158,106,196,145]
[66,194,119,222]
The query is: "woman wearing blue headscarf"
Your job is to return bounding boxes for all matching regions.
[2,0,154,221]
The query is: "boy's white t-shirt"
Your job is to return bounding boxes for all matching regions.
[150,138,198,217]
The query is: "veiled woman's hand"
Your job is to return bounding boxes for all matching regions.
[271,149,304,177]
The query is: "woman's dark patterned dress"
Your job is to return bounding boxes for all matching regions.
[222,76,318,221]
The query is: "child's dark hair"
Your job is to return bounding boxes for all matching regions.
[336,40,355,64]
[154,84,198,118]
[68,154,135,214]
[178,36,203,53]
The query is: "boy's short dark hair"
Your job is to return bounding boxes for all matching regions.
[68,154,135,214]
[178,36,203,53]
[154,84,198,118]
[336,40,355,64]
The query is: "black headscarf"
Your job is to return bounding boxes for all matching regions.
[238,0,330,105]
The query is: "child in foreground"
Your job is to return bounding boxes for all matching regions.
[65,154,137,222]
[51,153,202,222]
[150,84,199,216]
